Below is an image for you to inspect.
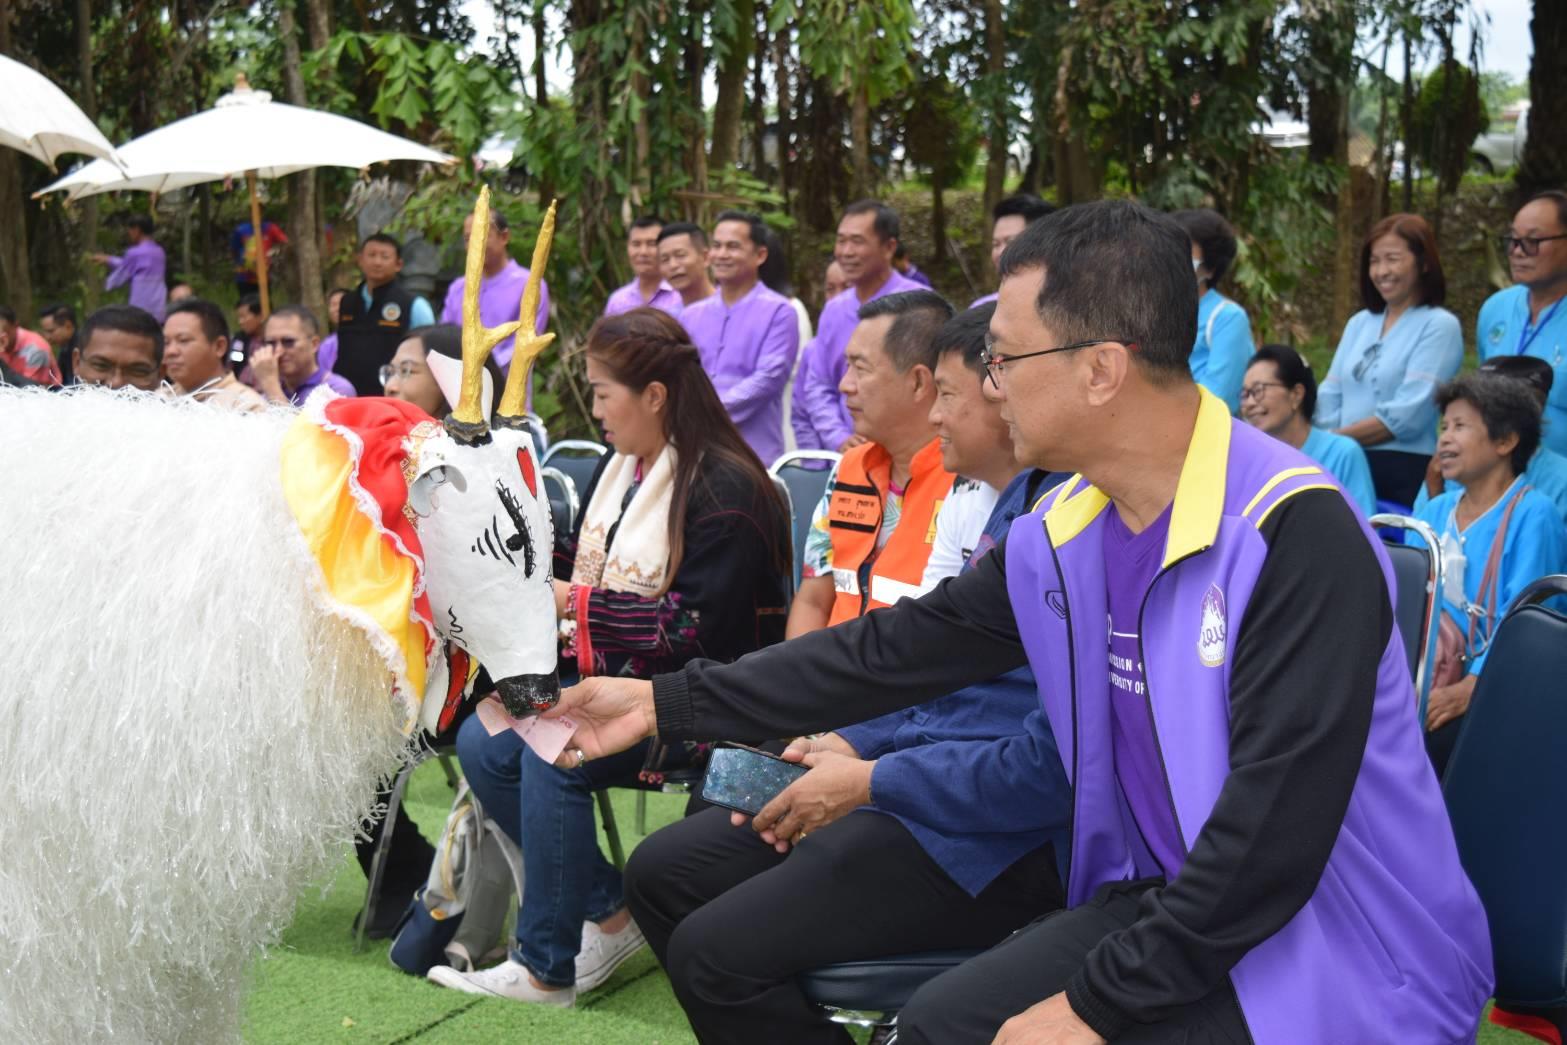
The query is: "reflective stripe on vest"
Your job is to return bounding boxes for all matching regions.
[825,438,954,625]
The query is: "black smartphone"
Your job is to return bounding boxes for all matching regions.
[699,742,809,817]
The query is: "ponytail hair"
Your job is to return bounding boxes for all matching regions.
[582,308,790,590]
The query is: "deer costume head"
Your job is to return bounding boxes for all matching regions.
[281,189,562,733]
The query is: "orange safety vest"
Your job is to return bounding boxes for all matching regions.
[826,438,955,626]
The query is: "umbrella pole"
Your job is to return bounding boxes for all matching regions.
[246,170,270,316]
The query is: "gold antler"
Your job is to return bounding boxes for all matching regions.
[496,198,558,424]
[448,186,524,444]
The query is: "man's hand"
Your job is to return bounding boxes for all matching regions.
[545,676,657,765]
[781,731,859,761]
[552,579,572,620]
[90,253,113,266]
[837,434,869,452]
[1426,674,1477,732]
[746,748,874,852]
[250,342,286,402]
[992,993,1105,1045]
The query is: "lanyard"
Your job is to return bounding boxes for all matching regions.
[1517,295,1564,357]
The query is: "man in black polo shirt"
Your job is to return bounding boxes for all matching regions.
[335,232,436,397]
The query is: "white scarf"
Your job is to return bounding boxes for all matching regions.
[571,444,677,597]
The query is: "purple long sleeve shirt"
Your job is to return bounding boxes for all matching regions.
[440,259,549,370]
[681,281,800,467]
[605,278,683,317]
[104,239,168,322]
[790,270,925,451]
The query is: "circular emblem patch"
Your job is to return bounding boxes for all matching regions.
[1487,321,1506,348]
[381,302,403,323]
[1197,583,1227,668]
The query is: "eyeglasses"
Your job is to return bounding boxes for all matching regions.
[1499,234,1567,257]
[379,362,422,386]
[260,337,303,351]
[1351,341,1383,383]
[1239,381,1286,402]
[979,334,1132,388]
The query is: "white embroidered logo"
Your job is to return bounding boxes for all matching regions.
[381,302,403,323]
[1197,583,1227,667]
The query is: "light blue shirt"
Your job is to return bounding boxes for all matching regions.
[1414,445,1567,526]
[1477,285,1567,455]
[1412,476,1567,674]
[1303,426,1377,518]
[359,284,435,330]
[1316,305,1463,456]
[1189,289,1253,413]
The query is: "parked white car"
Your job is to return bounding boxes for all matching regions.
[1472,101,1530,174]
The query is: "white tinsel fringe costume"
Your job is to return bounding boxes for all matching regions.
[0,388,414,1044]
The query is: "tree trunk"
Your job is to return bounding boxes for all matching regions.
[1331,79,1358,336]
[850,80,872,199]
[773,25,793,205]
[0,0,32,317]
[1051,46,1099,204]
[76,0,101,308]
[684,0,710,211]
[749,4,767,178]
[1371,32,1393,224]
[708,0,753,178]
[1517,0,1567,197]
[279,0,324,319]
[981,0,1007,214]
[1401,31,1414,212]
[629,9,651,207]
[303,0,331,291]
[533,2,554,207]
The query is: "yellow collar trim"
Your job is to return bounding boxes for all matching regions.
[1041,388,1233,567]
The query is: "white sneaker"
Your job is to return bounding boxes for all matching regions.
[427,959,576,1007]
[575,917,646,992]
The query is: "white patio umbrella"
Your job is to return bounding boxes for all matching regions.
[36,75,456,313]
[0,54,120,168]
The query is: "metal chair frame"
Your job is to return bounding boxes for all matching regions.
[1370,513,1443,720]
[355,745,460,953]
[770,450,842,587]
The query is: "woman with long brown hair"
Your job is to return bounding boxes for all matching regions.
[427,307,792,1007]
[1316,213,1464,506]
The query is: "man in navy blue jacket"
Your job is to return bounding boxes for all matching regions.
[622,305,1072,1044]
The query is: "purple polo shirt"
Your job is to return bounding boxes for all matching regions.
[440,259,549,370]
[1103,503,1183,878]
[288,366,357,407]
[317,333,338,374]
[791,270,925,451]
[970,291,998,309]
[604,279,682,318]
[104,239,168,322]
[680,281,800,467]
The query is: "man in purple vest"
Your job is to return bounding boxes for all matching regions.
[792,200,925,452]
[680,211,800,468]
[548,199,1493,1044]
[605,216,682,317]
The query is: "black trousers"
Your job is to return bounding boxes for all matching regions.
[1366,448,1431,508]
[623,806,1064,1045]
[898,879,1249,1044]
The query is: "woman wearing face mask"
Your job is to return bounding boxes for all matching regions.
[426,308,793,1008]
[1413,372,1567,775]
[1316,214,1464,507]
[1172,208,1256,414]
[1240,344,1377,517]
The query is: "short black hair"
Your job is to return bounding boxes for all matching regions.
[714,209,768,249]
[1480,354,1555,407]
[843,199,899,244]
[1171,208,1238,286]
[81,304,164,364]
[167,298,230,344]
[362,232,402,257]
[758,227,793,296]
[657,222,708,250]
[1525,189,1567,230]
[486,209,509,232]
[935,302,994,380]
[999,200,1198,384]
[858,290,954,374]
[993,193,1054,226]
[1437,371,1542,477]
[1249,343,1317,421]
[41,302,77,326]
[237,293,262,315]
[127,215,155,236]
[266,303,320,338]
[0,305,17,325]
[630,215,664,232]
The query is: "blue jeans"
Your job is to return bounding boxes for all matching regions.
[454,711,653,987]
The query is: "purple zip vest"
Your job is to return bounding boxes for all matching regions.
[1005,390,1492,1043]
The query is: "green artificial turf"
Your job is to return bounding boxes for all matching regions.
[243,760,1535,1044]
